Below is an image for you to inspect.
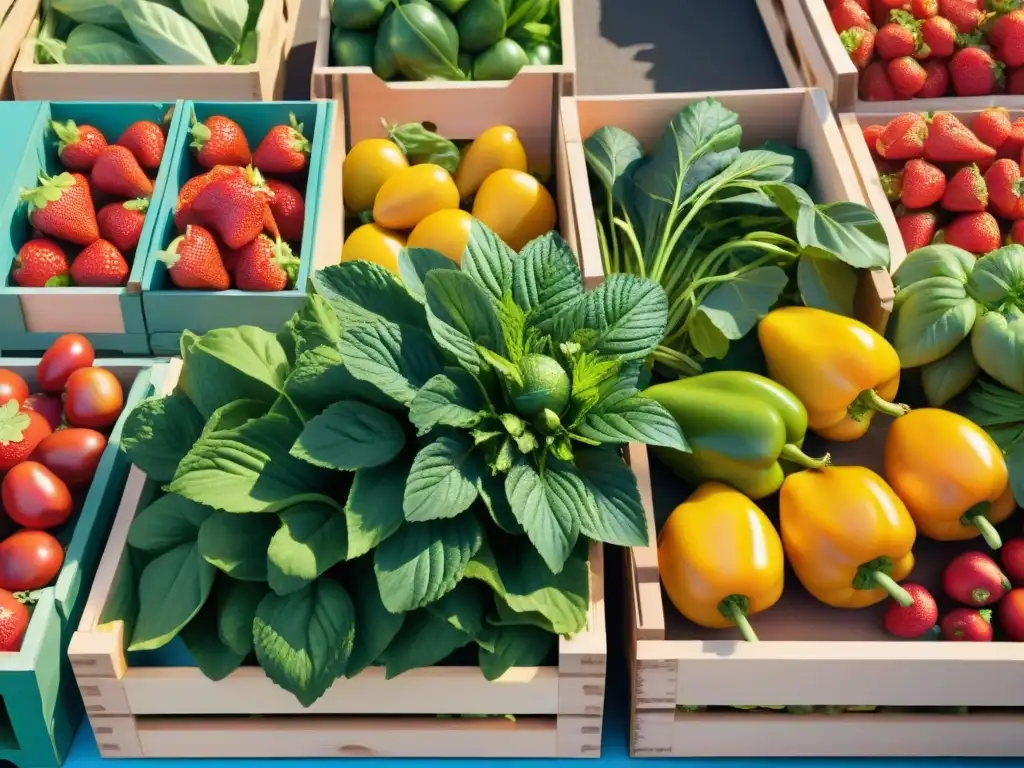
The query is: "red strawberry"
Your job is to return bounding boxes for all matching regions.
[877,22,918,59]
[921,15,957,55]
[116,120,165,171]
[917,59,951,96]
[98,199,149,253]
[50,120,107,172]
[984,158,1024,218]
[910,0,938,17]
[91,146,153,199]
[1001,539,1024,583]
[253,114,311,175]
[12,238,70,287]
[174,165,245,230]
[863,123,886,158]
[0,402,52,470]
[1011,218,1024,243]
[158,225,230,291]
[941,607,993,641]
[0,590,29,653]
[234,235,300,292]
[190,116,251,169]
[943,551,1011,606]
[998,117,1024,159]
[950,46,1005,95]
[994,9,1024,65]
[971,107,1012,150]
[222,245,242,275]
[1008,65,1024,93]
[925,112,996,162]
[888,55,928,95]
[939,0,982,32]
[860,60,900,99]
[944,211,1001,253]
[266,178,305,242]
[832,0,874,30]
[999,588,1024,640]
[264,205,280,240]
[69,239,129,287]
[878,0,911,9]
[883,583,938,638]
[878,112,928,159]
[942,163,988,211]
[20,172,99,246]
[900,158,946,207]
[841,26,877,67]
[897,209,939,249]
[191,167,271,249]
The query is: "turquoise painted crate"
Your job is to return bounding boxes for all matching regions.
[0,358,159,768]
[139,100,334,356]
[0,101,188,355]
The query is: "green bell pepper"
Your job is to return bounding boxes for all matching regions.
[332,28,375,66]
[643,371,830,500]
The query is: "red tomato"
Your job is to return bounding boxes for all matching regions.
[999,589,1024,641]
[0,370,29,407]
[64,368,123,429]
[37,334,95,394]
[22,394,64,431]
[0,589,29,652]
[32,428,106,489]
[0,530,64,591]
[0,407,53,471]
[2,461,73,529]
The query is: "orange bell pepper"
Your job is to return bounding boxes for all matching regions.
[758,306,909,441]
[884,408,1016,550]
[658,482,784,641]
[780,466,917,609]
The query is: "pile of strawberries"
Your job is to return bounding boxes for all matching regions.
[163,113,309,292]
[12,117,166,288]
[883,543,1024,641]
[829,0,1024,100]
[865,109,1024,254]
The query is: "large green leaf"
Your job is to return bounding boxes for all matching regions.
[573,448,649,547]
[126,493,211,554]
[583,125,644,203]
[695,265,788,341]
[344,557,405,677]
[578,393,688,450]
[129,541,216,650]
[280,293,341,357]
[512,232,584,331]
[313,260,426,331]
[120,391,205,482]
[478,624,555,681]
[283,345,398,421]
[398,247,459,303]
[267,501,350,595]
[345,454,410,559]
[505,457,581,573]
[378,609,473,679]
[198,511,278,581]
[291,400,406,471]
[215,579,267,657]
[797,252,857,317]
[461,220,516,301]
[338,321,443,406]
[425,579,490,636]
[569,274,667,361]
[424,269,504,374]
[180,600,246,681]
[408,370,485,434]
[404,434,483,522]
[790,196,890,270]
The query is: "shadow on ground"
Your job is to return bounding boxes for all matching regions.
[576,0,789,95]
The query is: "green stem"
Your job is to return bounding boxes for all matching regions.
[962,504,1003,550]
[613,217,644,278]
[871,572,913,607]
[848,389,911,421]
[595,218,612,276]
[779,443,831,470]
[606,189,620,274]
[719,595,759,642]
[662,228,708,313]
[652,345,703,377]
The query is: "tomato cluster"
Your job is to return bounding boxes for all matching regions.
[0,334,124,653]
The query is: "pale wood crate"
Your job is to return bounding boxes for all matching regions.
[11,0,288,101]
[0,0,38,98]
[68,358,607,760]
[559,87,895,333]
[755,0,833,90]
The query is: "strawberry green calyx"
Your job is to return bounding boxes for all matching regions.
[0,401,31,446]
[19,172,75,212]
[273,238,301,288]
[124,198,149,212]
[157,234,186,270]
[44,273,72,287]
[190,122,212,152]
[287,112,311,155]
[244,165,272,195]
[50,119,81,154]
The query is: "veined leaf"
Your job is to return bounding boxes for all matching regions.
[338,321,443,406]
[578,393,688,450]
[462,220,516,301]
[409,370,485,434]
[398,247,459,303]
[569,274,667,360]
[479,624,555,680]
[404,434,483,521]
[346,455,410,559]
[283,345,399,421]
[127,493,211,554]
[181,600,246,681]
[424,270,503,374]
[511,232,583,331]
[267,501,350,595]
[129,541,215,651]
[379,609,473,679]
[505,457,581,573]
[426,579,490,636]
[695,265,788,341]
[314,261,427,331]
[345,557,405,677]
[198,511,278,581]
[215,580,267,657]
[122,0,217,64]
[291,400,406,470]
[573,448,649,547]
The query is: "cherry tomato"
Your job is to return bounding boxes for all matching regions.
[0,370,29,407]
[37,334,94,394]
[32,428,106,489]
[0,530,64,591]
[22,394,64,431]
[64,368,123,429]
[2,461,73,529]
[0,408,53,471]
[0,589,29,652]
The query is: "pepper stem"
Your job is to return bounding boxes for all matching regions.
[871,571,914,607]
[962,503,1003,550]
[848,389,911,421]
[718,595,759,642]
[779,443,831,470]
[853,557,913,606]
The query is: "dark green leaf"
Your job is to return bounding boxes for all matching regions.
[583,125,644,203]
[695,265,788,340]
[505,457,581,573]
[127,493,211,554]
[425,578,490,635]
[511,232,583,331]
[404,434,483,521]
[345,557,405,677]
[267,501,350,595]
[181,599,246,681]
[462,219,516,301]
[291,400,406,470]
[569,274,667,360]
[313,260,426,331]
[283,345,398,421]
[398,247,458,302]
[797,252,857,317]
[479,624,555,680]
[202,399,269,437]
[121,391,205,482]
[689,312,730,359]
[574,448,649,546]
[215,579,268,656]
[578,393,688,450]
[794,199,891,270]
[409,370,485,434]
[478,472,525,535]
[379,609,473,678]
[129,542,216,651]
[346,454,411,559]
[425,269,503,374]
[338,321,444,406]
[198,511,278,581]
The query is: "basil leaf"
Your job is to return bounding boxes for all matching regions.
[64,24,157,65]
[121,391,206,483]
[505,457,581,574]
[463,220,516,301]
[122,0,217,64]
[127,493,212,554]
[338,321,443,406]
[478,624,554,681]
[403,434,483,521]
[181,0,248,45]
[267,501,350,595]
[379,609,473,679]
[53,0,125,26]
[180,600,246,681]
[129,541,216,651]
[198,511,278,581]
[291,400,406,471]
[344,557,405,677]
[577,393,688,450]
[345,455,410,559]
[409,371,485,434]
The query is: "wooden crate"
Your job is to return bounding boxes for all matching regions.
[68,358,607,759]
[0,0,38,97]
[795,0,1024,112]
[310,0,576,165]
[755,0,834,90]
[137,100,342,356]
[0,357,160,768]
[0,100,187,356]
[560,87,895,334]
[11,0,288,101]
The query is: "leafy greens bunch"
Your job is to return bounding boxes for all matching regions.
[35,0,263,67]
[960,379,1024,507]
[583,97,890,377]
[113,221,686,706]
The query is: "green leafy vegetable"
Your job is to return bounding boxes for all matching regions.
[122,0,218,65]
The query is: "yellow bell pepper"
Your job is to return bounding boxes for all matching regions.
[407,209,473,265]
[658,482,784,641]
[758,306,909,441]
[454,125,528,199]
[471,169,556,251]
[342,138,409,213]
[373,164,459,231]
[884,408,1016,550]
[341,223,405,274]
[780,466,917,609]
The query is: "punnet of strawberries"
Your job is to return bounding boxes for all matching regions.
[11,116,168,289]
[162,112,310,293]
[828,0,1024,100]
[865,109,1024,254]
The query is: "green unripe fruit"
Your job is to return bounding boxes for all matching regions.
[510,353,569,418]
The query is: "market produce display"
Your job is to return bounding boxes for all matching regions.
[865,110,1024,256]
[828,0,1024,99]
[35,0,264,67]
[161,113,309,292]
[329,0,561,80]
[113,214,685,706]
[582,97,890,377]
[960,377,1024,507]
[0,334,124,653]
[13,116,166,288]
